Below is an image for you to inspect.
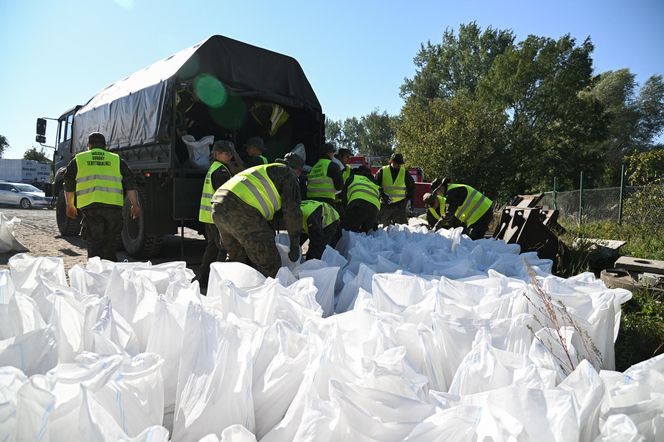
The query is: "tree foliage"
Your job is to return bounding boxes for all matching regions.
[325,110,397,157]
[23,146,51,163]
[0,134,8,158]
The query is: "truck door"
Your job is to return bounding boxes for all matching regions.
[53,112,75,172]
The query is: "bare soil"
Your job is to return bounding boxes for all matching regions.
[0,206,207,276]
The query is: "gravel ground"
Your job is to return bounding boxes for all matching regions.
[0,206,207,276]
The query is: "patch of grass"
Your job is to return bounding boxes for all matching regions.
[615,288,664,372]
[559,219,664,261]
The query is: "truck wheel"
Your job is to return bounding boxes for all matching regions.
[56,190,81,236]
[121,189,163,257]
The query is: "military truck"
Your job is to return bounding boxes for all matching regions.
[37,35,324,257]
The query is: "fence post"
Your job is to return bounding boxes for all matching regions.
[578,171,584,227]
[618,163,625,225]
[553,177,558,210]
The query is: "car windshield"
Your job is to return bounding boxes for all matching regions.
[15,184,41,193]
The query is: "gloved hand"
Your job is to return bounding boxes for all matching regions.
[288,243,300,262]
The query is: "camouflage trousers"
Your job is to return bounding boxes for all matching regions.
[303,220,340,260]
[80,206,123,261]
[199,222,227,285]
[212,192,281,278]
[378,199,408,226]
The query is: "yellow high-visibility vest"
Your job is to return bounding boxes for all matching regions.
[448,184,492,226]
[221,164,282,220]
[428,195,447,221]
[199,161,230,223]
[380,166,406,203]
[307,159,336,200]
[300,200,339,234]
[347,174,380,210]
[75,148,124,208]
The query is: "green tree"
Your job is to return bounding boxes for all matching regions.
[0,134,8,158]
[398,24,607,197]
[23,146,51,163]
[325,117,343,147]
[358,110,396,157]
[635,74,664,149]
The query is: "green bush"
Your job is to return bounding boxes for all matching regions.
[615,289,664,371]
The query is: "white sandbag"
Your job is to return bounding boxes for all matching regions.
[84,296,140,357]
[78,387,170,442]
[14,375,55,441]
[335,263,375,314]
[0,213,27,253]
[403,405,481,441]
[0,366,28,437]
[330,378,435,441]
[182,134,214,169]
[595,414,643,441]
[0,327,57,376]
[252,320,309,438]
[172,304,254,441]
[559,360,605,441]
[297,262,338,318]
[448,330,547,396]
[87,353,165,437]
[145,297,187,429]
[220,424,258,441]
[9,254,66,295]
[0,269,23,339]
[104,269,159,352]
[69,264,112,297]
[209,262,267,293]
[467,385,580,442]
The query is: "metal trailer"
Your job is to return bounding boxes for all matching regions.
[37,35,324,257]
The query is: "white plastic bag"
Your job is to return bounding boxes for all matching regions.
[0,213,27,253]
[182,134,214,169]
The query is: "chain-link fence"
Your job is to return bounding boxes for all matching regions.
[540,185,664,228]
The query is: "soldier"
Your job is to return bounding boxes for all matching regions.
[211,153,303,277]
[375,152,415,226]
[306,143,344,205]
[198,140,236,287]
[242,136,269,168]
[423,192,448,230]
[341,165,381,233]
[300,200,340,260]
[435,178,493,240]
[63,132,140,261]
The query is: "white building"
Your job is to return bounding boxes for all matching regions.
[0,159,51,183]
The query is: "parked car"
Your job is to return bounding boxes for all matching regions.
[0,182,53,209]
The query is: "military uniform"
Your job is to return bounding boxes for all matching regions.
[342,172,381,233]
[211,164,301,278]
[300,200,340,260]
[63,148,136,261]
[306,157,344,206]
[375,164,415,226]
[199,159,233,284]
[441,184,493,240]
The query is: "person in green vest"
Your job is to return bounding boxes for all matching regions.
[341,165,381,233]
[423,192,448,230]
[242,136,269,168]
[306,143,344,205]
[333,147,353,216]
[374,152,415,226]
[300,200,340,260]
[435,177,494,240]
[211,152,304,278]
[63,132,140,261]
[198,140,236,287]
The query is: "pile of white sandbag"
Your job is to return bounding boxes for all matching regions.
[1,225,662,442]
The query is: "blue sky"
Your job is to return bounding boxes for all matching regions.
[1,0,662,159]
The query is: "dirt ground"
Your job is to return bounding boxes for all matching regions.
[0,206,207,277]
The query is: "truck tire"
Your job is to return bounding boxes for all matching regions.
[121,189,163,257]
[56,190,81,236]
